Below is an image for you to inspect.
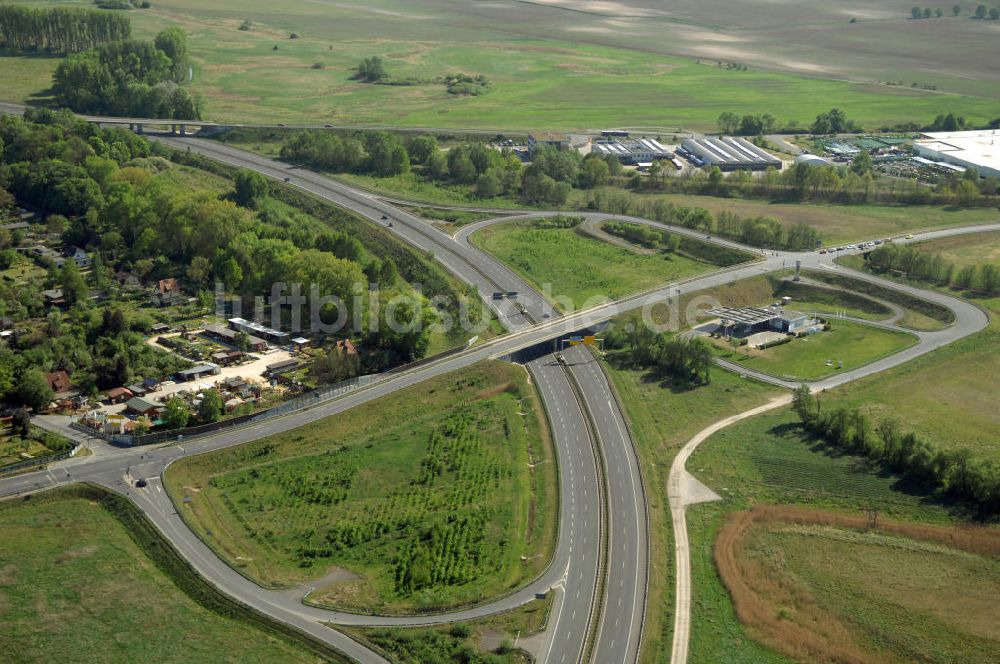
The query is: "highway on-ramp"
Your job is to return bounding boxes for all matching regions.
[0,105,996,663]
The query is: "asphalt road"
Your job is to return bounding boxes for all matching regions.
[1,104,996,663]
[563,346,648,664]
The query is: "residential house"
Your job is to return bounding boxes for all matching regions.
[151,278,184,307]
[42,288,67,308]
[45,371,73,395]
[65,247,91,268]
[125,396,165,417]
[103,387,134,405]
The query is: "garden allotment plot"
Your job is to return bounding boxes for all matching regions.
[165,361,556,615]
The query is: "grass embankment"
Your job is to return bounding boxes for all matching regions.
[912,230,1000,269]
[165,361,557,614]
[715,505,1000,664]
[685,408,973,663]
[710,319,917,381]
[0,485,346,664]
[805,269,954,330]
[471,220,724,311]
[346,596,551,664]
[599,348,783,663]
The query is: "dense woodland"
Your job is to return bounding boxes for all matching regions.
[52,27,200,119]
[0,111,452,411]
[0,6,130,54]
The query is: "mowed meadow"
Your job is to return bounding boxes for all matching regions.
[164,361,558,614]
[1,0,998,130]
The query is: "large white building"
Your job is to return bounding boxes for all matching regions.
[913,130,1000,178]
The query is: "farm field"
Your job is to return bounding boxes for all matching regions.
[600,349,783,662]
[164,361,557,614]
[685,408,964,664]
[710,319,917,381]
[717,506,1000,664]
[470,220,721,311]
[2,1,999,130]
[0,486,331,664]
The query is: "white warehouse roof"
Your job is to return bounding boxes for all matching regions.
[913,130,1000,178]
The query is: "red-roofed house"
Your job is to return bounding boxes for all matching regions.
[45,371,72,394]
[151,278,184,307]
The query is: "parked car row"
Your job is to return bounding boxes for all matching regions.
[818,238,891,254]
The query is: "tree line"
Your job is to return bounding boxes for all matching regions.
[717,108,859,136]
[588,194,821,251]
[279,130,623,207]
[0,6,130,54]
[862,243,1000,295]
[52,27,201,119]
[793,386,1000,515]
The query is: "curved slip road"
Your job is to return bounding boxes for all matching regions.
[0,106,996,662]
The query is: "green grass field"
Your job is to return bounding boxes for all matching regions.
[911,230,1000,269]
[164,361,556,614]
[471,221,721,311]
[0,487,331,664]
[580,191,1000,247]
[826,296,1000,461]
[711,319,917,381]
[733,517,1000,664]
[3,1,999,130]
[685,409,963,664]
[600,347,783,663]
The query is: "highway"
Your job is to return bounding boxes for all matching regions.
[0,103,996,663]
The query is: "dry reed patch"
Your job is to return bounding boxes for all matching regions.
[714,505,1000,664]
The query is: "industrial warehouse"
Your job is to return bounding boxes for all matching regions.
[679,137,783,171]
[592,137,673,164]
[913,129,1000,178]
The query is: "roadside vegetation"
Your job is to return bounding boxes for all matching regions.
[471,217,726,311]
[347,597,550,664]
[165,361,557,614]
[0,485,343,663]
[709,319,917,381]
[848,231,1000,296]
[0,420,73,469]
